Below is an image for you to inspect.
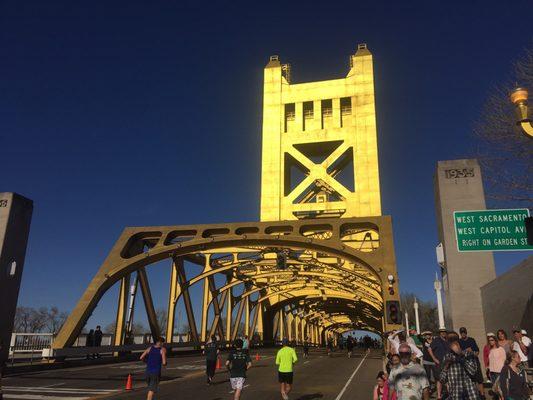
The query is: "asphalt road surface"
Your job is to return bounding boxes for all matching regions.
[2,348,383,400]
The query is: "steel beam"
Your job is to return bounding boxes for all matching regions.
[200,255,212,343]
[177,265,199,343]
[166,258,182,342]
[231,296,246,341]
[137,267,161,342]
[114,274,130,347]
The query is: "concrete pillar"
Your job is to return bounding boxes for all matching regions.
[332,98,341,128]
[0,193,33,366]
[434,159,496,346]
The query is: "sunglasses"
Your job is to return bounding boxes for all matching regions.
[399,352,411,356]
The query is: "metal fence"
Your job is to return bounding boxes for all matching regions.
[9,332,191,362]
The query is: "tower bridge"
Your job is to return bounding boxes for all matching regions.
[53,44,402,354]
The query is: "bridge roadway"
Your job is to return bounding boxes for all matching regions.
[2,348,383,400]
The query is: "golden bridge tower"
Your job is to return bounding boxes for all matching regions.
[260,44,382,221]
[53,44,402,355]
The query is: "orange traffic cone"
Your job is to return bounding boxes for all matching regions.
[216,357,221,370]
[255,353,260,361]
[125,374,133,390]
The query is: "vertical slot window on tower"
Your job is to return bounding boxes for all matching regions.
[303,101,314,131]
[321,99,333,129]
[340,97,352,127]
[285,103,295,133]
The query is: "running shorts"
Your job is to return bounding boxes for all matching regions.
[146,372,160,392]
[278,372,294,384]
[230,377,246,390]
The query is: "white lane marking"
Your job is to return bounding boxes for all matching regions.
[3,387,119,394]
[111,365,146,369]
[229,384,250,393]
[3,395,90,400]
[42,383,66,388]
[334,350,369,400]
[303,361,310,364]
[165,364,204,370]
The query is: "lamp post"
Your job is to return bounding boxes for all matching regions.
[510,87,533,137]
[413,298,421,334]
[434,273,445,330]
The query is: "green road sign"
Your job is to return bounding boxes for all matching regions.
[454,209,533,252]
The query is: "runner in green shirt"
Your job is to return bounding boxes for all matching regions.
[275,339,298,400]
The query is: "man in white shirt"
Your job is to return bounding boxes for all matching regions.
[388,330,423,360]
[512,329,531,367]
[388,343,429,400]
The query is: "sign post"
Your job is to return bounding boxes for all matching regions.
[454,209,533,252]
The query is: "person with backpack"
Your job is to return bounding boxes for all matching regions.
[226,338,252,400]
[140,337,167,400]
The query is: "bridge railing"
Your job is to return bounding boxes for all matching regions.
[9,332,194,362]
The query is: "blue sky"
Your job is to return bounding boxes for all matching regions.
[1,1,531,330]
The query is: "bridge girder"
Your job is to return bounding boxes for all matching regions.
[53,217,401,350]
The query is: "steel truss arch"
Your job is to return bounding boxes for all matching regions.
[53,217,401,351]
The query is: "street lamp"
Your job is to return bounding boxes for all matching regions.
[510,87,533,137]
[433,273,445,330]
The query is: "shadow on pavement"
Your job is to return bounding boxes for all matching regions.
[295,393,324,400]
[211,379,230,385]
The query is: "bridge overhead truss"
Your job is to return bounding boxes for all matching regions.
[54,216,401,350]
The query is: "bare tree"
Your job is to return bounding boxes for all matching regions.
[473,44,533,207]
[131,322,147,335]
[14,306,69,333]
[179,322,190,335]
[155,308,167,334]
[401,292,439,333]
[45,306,68,333]
[103,322,116,334]
[13,307,33,333]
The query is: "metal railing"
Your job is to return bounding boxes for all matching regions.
[9,332,191,363]
[9,333,54,365]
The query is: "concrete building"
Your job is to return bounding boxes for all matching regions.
[434,159,496,346]
[0,192,33,366]
[481,256,533,336]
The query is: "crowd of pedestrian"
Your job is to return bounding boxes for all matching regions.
[376,326,532,400]
[133,324,531,400]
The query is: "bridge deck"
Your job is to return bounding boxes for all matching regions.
[2,348,383,400]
